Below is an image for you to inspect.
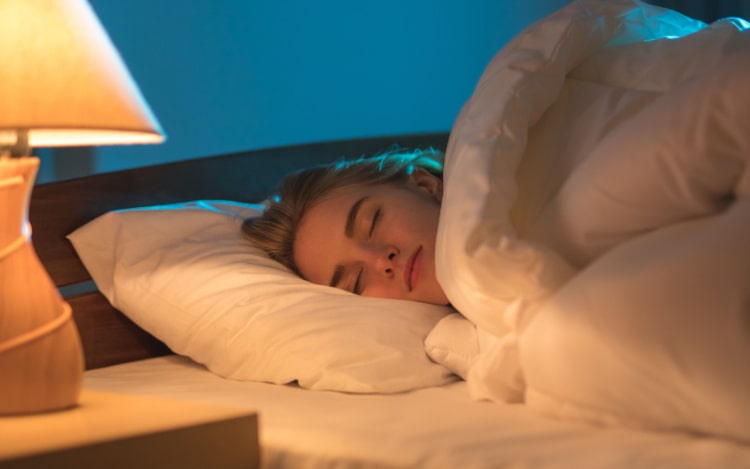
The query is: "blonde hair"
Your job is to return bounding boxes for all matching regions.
[242,148,444,275]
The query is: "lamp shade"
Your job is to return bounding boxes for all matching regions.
[0,0,164,148]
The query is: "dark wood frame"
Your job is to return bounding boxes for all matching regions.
[30,133,450,370]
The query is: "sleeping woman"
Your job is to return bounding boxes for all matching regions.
[242,149,451,306]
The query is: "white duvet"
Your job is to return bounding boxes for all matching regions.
[428,0,750,442]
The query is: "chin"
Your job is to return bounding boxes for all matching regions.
[423,292,451,306]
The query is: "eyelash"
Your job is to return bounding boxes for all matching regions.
[353,268,364,295]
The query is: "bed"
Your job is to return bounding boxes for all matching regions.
[34,133,750,469]
[30,0,750,468]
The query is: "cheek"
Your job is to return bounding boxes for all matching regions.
[361,282,401,300]
[418,204,442,240]
[397,199,441,232]
[294,227,332,285]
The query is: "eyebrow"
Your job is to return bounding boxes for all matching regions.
[329,196,369,287]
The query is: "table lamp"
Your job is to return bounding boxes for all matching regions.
[0,0,164,414]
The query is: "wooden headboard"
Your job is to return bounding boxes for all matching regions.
[30,133,450,370]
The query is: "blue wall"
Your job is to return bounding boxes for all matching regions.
[38,1,749,183]
[41,1,572,182]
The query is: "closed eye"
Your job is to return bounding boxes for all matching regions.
[353,267,364,295]
[368,209,380,239]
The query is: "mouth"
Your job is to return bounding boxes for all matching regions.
[404,246,423,292]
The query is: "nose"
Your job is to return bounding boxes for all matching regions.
[368,245,398,276]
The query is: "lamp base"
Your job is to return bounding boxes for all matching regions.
[0,156,84,414]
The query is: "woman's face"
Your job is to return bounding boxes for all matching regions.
[294,169,449,305]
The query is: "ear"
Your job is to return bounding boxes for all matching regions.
[409,168,443,202]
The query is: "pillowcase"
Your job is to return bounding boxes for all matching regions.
[68,200,456,393]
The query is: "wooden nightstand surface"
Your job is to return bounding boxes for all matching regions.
[0,389,259,469]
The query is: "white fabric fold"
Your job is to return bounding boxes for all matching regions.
[427,0,750,441]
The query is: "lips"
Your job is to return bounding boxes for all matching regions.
[404,246,423,292]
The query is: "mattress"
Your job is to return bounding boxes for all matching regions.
[84,356,750,469]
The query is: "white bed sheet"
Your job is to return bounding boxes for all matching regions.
[84,356,750,469]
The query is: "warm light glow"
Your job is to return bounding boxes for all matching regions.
[0,0,165,148]
[0,129,165,147]
[0,0,164,415]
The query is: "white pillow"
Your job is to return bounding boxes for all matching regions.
[68,200,456,393]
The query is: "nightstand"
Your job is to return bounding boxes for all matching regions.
[0,389,259,469]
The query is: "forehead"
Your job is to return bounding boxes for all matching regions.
[308,182,399,216]
[305,185,368,225]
